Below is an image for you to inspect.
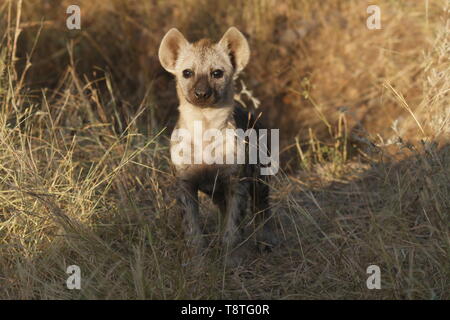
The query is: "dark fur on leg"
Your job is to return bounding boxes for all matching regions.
[222,176,249,266]
[178,179,205,253]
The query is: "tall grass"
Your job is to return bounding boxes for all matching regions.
[0,0,448,299]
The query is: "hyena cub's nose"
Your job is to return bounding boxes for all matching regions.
[194,87,212,99]
[193,75,213,101]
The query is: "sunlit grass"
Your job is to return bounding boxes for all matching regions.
[0,0,448,299]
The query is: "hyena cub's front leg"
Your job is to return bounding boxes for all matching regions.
[178,179,205,253]
[252,177,279,251]
[222,176,249,264]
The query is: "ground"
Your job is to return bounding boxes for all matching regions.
[0,0,448,299]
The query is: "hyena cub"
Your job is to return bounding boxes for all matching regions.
[158,27,278,265]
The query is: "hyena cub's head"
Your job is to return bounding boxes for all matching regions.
[158,27,250,108]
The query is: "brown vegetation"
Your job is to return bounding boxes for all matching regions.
[0,0,448,299]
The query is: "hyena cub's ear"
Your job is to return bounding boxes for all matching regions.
[218,27,250,74]
[158,28,189,74]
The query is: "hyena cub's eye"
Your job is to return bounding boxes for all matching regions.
[211,69,224,79]
[182,69,193,79]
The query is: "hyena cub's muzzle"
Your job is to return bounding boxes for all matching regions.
[190,75,216,106]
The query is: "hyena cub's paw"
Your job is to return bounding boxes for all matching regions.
[256,227,281,252]
[224,245,249,268]
[185,234,207,256]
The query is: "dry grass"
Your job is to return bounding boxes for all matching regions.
[0,0,448,299]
